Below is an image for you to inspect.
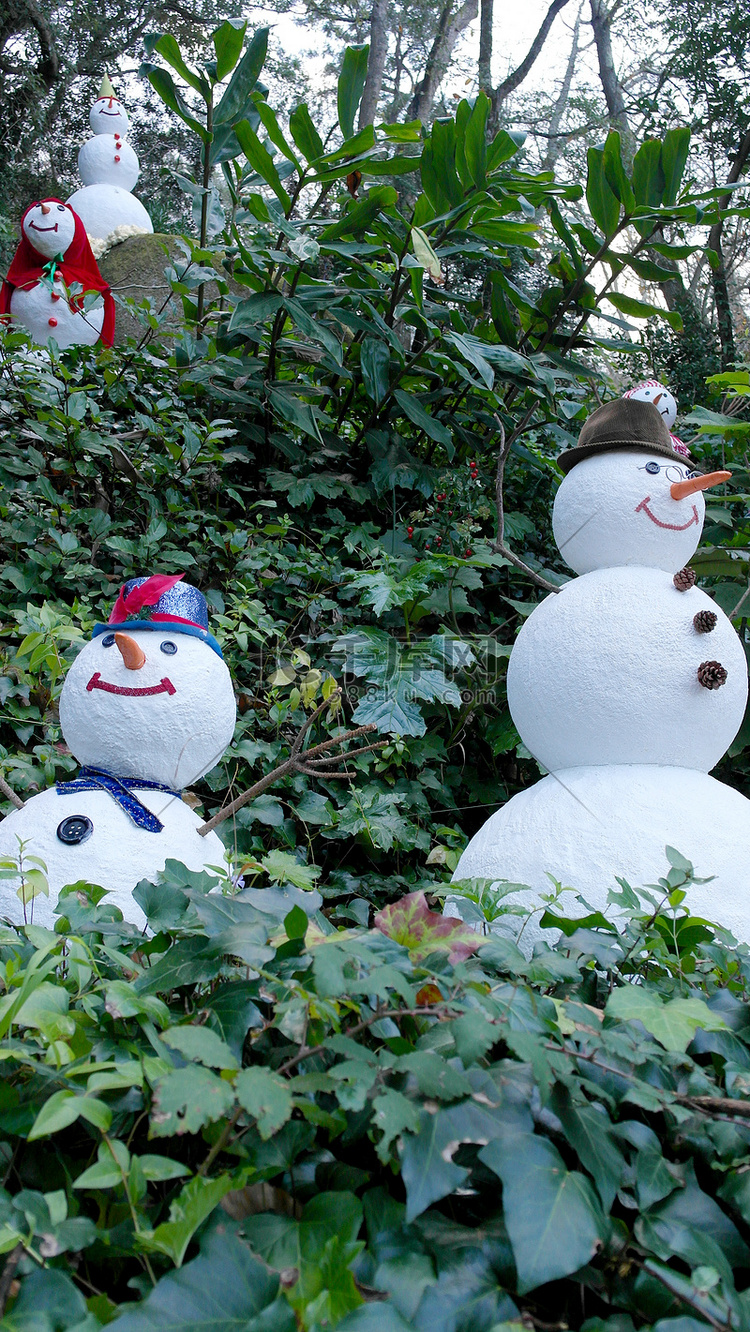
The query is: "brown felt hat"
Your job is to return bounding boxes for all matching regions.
[557,399,697,475]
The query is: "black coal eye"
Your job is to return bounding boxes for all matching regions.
[57,204,65,212]
[645,461,660,475]
[160,640,177,655]
[101,633,115,647]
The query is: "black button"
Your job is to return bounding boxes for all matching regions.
[57,816,93,846]
[101,633,115,647]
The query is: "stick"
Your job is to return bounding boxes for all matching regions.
[490,413,561,594]
[0,775,23,812]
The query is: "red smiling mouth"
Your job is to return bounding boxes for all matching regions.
[635,496,699,531]
[30,222,58,232]
[86,673,175,697]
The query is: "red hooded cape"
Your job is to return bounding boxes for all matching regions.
[0,199,115,347]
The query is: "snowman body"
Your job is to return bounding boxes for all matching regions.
[0,787,226,931]
[68,95,153,241]
[451,434,750,947]
[2,202,110,348]
[0,608,236,929]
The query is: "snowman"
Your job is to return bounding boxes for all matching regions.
[0,199,114,348]
[450,395,750,947]
[0,575,236,930]
[67,75,153,242]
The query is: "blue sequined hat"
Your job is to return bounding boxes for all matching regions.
[91,573,223,658]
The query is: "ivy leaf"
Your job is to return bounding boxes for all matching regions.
[236,1067,293,1139]
[113,1231,291,1332]
[371,1089,422,1163]
[605,988,727,1052]
[375,892,481,963]
[140,1174,236,1267]
[261,851,321,891]
[480,1126,610,1292]
[162,1025,239,1070]
[28,1091,112,1141]
[400,1093,507,1221]
[151,1065,235,1137]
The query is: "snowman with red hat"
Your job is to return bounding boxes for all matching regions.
[0,199,115,348]
[67,75,153,242]
[0,575,236,929]
[450,391,750,947]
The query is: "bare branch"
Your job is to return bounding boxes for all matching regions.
[490,414,561,594]
[0,774,24,812]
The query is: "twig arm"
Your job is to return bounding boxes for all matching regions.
[0,775,24,812]
[489,413,561,594]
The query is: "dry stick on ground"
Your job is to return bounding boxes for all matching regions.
[198,689,386,837]
[490,414,561,594]
[0,775,23,812]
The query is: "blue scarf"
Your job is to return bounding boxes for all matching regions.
[56,767,181,833]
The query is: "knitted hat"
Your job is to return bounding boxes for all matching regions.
[558,399,698,475]
[91,574,223,657]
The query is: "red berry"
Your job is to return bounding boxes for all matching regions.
[436,536,442,545]
[407,526,414,537]
[51,293,60,302]
[465,548,472,557]
[448,510,453,515]
[425,542,431,549]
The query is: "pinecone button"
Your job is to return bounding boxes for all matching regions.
[698,660,728,690]
[693,610,718,634]
[674,567,697,591]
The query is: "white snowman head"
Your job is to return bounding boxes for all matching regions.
[553,399,730,575]
[90,96,130,137]
[59,576,236,790]
[623,380,677,431]
[22,201,76,260]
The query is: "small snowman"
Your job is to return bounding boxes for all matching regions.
[0,575,236,929]
[451,395,750,947]
[0,199,114,348]
[67,75,153,242]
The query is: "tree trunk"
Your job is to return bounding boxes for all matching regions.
[589,0,634,162]
[359,0,389,128]
[405,0,479,124]
[488,0,573,132]
[478,0,493,93]
[541,2,581,172]
[707,128,750,369]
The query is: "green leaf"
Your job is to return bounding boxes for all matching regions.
[261,850,321,890]
[236,1067,293,1139]
[289,103,325,163]
[550,1085,625,1211]
[213,18,247,80]
[320,186,398,241]
[606,291,683,330]
[602,130,635,212]
[141,65,206,137]
[162,1024,239,1070]
[151,1064,235,1137]
[605,987,727,1052]
[463,92,489,189]
[632,138,666,208]
[480,1126,610,1292]
[400,1090,507,1221]
[393,390,451,446]
[661,127,691,206]
[141,1174,236,1266]
[337,44,369,142]
[360,338,390,403]
[28,1091,111,1141]
[214,27,269,126]
[284,296,343,365]
[235,120,291,209]
[228,291,284,333]
[149,33,210,97]
[113,1232,290,1332]
[586,145,620,237]
[431,118,463,209]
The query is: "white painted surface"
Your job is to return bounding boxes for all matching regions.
[78,137,139,191]
[89,98,130,136]
[66,185,153,240]
[59,630,237,790]
[507,567,747,773]
[22,203,77,259]
[10,279,104,348]
[553,450,705,575]
[623,381,678,430]
[0,786,226,930]
[451,765,750,950]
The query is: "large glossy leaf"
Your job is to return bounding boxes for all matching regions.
[320,186,398,241]
[235,120,291,209]
[401,1094,508,1221]
[602,131,635,212]
[214,27,269,126]
[586,146,620,237]
[213,18,247,80]
[632,138,666,208]
[141,65,206,137]
[605,987,726,1052]
[114,1232,291,1331]
[463,93,489,189]
[360,337,390,403]
[393,390,451,446]
[661,126,691,205]
[289,103,325,162]
[606,292,683,330]
[480,1126,610,1293]
[145,33,210,97]
[337,44,369,141]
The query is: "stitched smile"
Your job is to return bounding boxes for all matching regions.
[635,496,699,531]
[100,110,120,115]
[86,673,176,697]
[30,223,59,232]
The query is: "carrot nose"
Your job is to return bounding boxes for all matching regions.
[671,470,731,500]
[114,633,146,670]
[40,202,50,215]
